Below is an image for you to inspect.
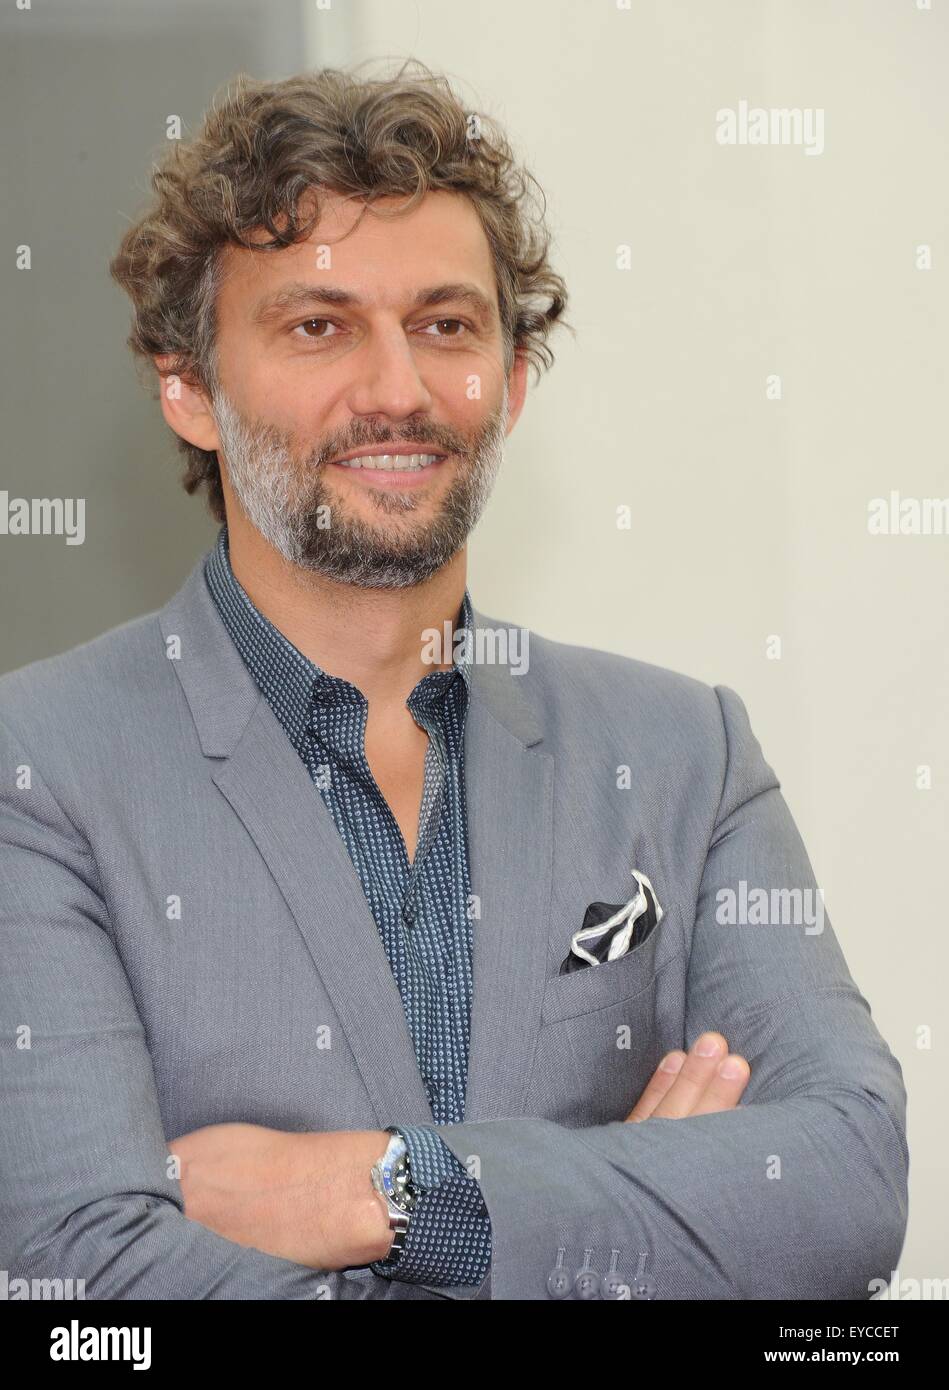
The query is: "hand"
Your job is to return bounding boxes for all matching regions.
[626,1031,750,1121]
[166,1122,392,1270]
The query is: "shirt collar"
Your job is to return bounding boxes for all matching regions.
[204,525,473,754]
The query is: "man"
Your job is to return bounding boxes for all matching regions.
[0,63,907,1301]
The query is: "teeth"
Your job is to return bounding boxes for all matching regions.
[334,453,440,470]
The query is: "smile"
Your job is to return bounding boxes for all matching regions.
[331,453,442,471]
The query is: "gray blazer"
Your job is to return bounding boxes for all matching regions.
[0,551,908,1300]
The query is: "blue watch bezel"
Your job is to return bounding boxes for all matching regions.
[379,1126,416,1212]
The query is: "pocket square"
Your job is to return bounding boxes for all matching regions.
[559,869,664,975]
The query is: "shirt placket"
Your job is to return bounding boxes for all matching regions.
[404,680,466,1122]
[403,690,450,919]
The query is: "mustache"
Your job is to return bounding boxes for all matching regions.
[313,432,468,467]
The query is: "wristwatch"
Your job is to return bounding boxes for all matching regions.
[369,1126,419,1269]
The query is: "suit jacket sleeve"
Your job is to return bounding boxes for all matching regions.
[430,685,910,1300]
[369,1124,491,1287]
[0,714,393,1301]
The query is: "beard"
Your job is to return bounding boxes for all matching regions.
[209,380,508,589]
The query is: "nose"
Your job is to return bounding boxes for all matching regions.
[344,324,434,422]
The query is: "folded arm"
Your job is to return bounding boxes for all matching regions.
[425,686,910,1299]
[0,715,398,1301]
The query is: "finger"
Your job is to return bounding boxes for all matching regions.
[688,1053,751,1115]
[625,1051,686,1121]
[650,1031,729,1118]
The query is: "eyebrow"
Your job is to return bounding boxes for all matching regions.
[250,280,497,328]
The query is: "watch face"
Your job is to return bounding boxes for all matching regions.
[383,1155,417,1213]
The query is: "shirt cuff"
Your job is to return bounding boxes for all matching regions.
[369,1124,491,1286]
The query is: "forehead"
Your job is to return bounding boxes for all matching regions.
[217,188,498,313]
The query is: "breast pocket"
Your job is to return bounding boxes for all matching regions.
[525,903,676,1127]
[540,913,664,1024]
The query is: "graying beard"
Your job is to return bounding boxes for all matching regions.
[211,393,309,566]
[211,385,507,587]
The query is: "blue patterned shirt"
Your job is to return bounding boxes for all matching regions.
[204,527,491,1288]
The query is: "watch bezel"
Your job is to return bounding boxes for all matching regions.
[375,1130,417,1214]
[380,1134,416,1212]
[370,1129,419,1271]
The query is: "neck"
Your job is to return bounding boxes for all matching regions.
[223,507,468,708]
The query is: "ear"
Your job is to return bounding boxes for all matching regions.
[504,350,529,436]
[154,355,220,453]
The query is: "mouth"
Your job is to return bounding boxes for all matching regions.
[327,450,450,489]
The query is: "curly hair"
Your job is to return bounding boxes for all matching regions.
[109,58,570,522]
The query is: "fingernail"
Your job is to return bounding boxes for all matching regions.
[694,1033,722,1057]
[659,1052,685,1073]
[718,1057,745,1079]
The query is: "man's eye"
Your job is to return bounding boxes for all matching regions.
[292,318,339,339]
[420,318,467,338]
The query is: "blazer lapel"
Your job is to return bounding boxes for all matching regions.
[159,557,555,1132]
[159,555,434,1129]
[211,705,439,1128]
[461,608,555,1123]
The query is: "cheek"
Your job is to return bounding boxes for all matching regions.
[218,334,302,411]
[224,368,332,445]
[433,371,505,433]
